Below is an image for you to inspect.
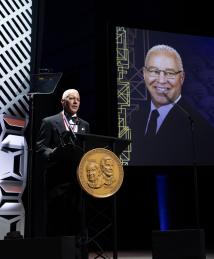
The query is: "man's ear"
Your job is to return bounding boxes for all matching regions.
[61,99,65,106]
[180,71,185,85]
[142,67,146,80]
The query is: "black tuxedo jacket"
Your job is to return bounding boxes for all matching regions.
[35,112,90,236]
[36,111,90,187]
[36,112,90,161]
[130,98,214,166]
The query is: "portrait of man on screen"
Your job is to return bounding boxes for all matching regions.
[129,44,214,166]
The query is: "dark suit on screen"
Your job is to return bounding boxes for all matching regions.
[36,111,90,236]
[130,97,214,166]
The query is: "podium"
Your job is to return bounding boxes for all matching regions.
[75,132,129,156]
[74,133,130,259]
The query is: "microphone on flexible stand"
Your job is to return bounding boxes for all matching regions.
[162,91,196,160]
[67,116,79,143]
[68,125,77,143]
[162,91,200,228]
[74,116,79,126]
[162,92,194,125]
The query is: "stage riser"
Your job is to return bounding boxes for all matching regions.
[0,237,76,259]
[152,229,206,259]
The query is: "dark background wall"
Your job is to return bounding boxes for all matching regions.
[31,0,214,251]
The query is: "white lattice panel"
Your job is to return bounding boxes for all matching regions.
[0,0,32,117]
[0,0,32,239]
[0,114,28,239]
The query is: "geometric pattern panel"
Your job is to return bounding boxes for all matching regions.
[116,27,149,165]
[116,27,131,165]
[0,0,32,117]
[0,115,28,239]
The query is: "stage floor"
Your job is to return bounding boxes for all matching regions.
[89,251,151,258]
[89,250,214,258]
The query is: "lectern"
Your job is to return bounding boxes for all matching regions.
[75,132,129,156]
[74,133,130,259]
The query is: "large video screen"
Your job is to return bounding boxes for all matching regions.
[116,27,214,166]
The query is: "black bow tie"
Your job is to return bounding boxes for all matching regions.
[69,116,78,125]
[65,112,78,124]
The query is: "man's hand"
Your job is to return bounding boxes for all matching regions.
[49,143,74,161]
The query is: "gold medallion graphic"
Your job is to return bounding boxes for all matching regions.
[77,148,124,198]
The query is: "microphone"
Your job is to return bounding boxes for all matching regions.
[68,116,79,140]
[75,116,79,125]
[162,92,194,123]
[162,91,200,226]
[63,112,78,144]
[68,124,77,141]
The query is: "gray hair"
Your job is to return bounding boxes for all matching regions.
[145,44,183,71]
[62,89,79,100]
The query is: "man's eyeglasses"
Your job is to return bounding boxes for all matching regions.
[144,66,182,79]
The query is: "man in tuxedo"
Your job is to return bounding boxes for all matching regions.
[36,89,90,237]
[130,44,214,166]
